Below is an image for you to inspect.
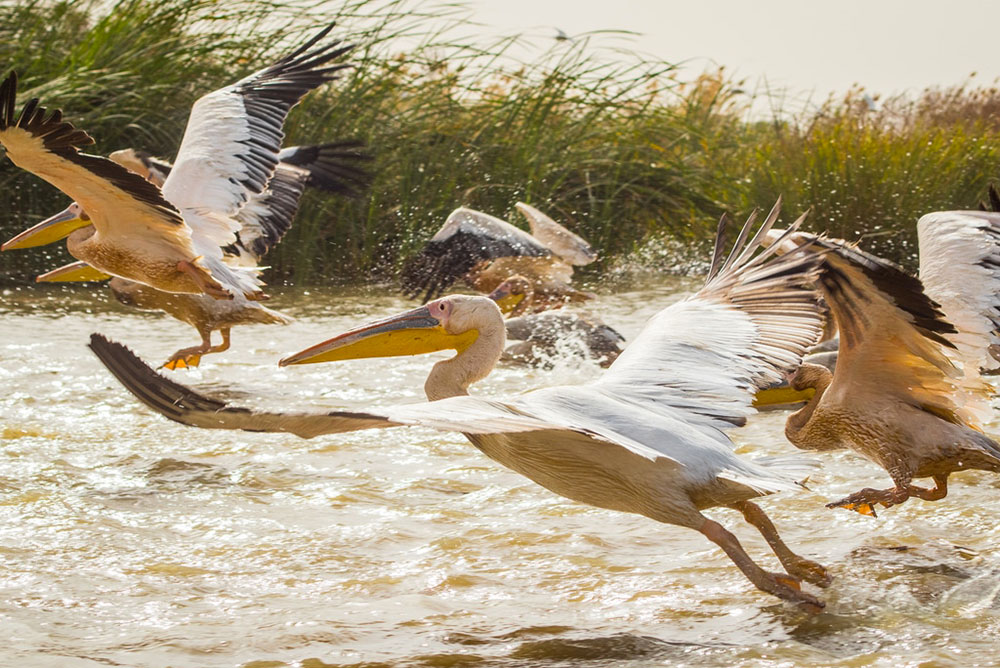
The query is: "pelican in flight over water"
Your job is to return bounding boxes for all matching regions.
[401,204,597,307]
[765,228,1000,517]
[39,141,373,369]
[92,203,835,609]
[0,24,350,299]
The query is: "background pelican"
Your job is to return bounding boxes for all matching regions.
[38,140,373,369]
[92,203,834,608]
[768,231,1000,517]
[0,25,350,299]
[487,275,625,367]
[400,204,596,306]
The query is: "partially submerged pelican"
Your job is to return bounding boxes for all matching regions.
[487,275,625,367]
[767,231,1000,517]
[0,25,350,299]
[39,140,373,369]
[92,203,834,608]
[401,204,596,307]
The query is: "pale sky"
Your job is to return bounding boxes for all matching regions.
[469,0,1000,104]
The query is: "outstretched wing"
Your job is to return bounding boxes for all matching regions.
[277,140,373,196]
[161,24,351,254]
[593,202,826,432]
[0,71,194,253]
[401,207,553,302]
[89,334,585,439]
[777,230,991,426]
[917,210,1000,374]
[515,202,597,265]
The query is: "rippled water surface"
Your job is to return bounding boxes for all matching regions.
[2,282,1000,667]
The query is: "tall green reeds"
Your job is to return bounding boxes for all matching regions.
[0,0,998,285]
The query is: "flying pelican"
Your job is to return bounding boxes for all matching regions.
[401,203,597,306]
[38,140,373,369]
[487,275,625,367]
[764,230,1000,517]
[755,208,1000,406]
[0,24,350,299]
[92,203,834,608]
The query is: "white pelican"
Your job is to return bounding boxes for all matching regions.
[92,204,834,608]
[487,275,625,367]
[38,140,372,369]
[401,204,596,306]
[765,231,1000,517]
[0,24,350,299]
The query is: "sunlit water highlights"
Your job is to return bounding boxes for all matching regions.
[2,282,999,667]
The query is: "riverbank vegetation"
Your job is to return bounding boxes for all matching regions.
[1,0,999,285]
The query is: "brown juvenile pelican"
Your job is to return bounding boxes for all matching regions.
[92,203,834,609]
[39,141,373,369]
[766,231,1000,517]
[401,203,596,307]
[0,24,349,299]
[487,276,625,367]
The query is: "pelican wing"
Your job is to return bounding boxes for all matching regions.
[515,202,597,265]
[89,334,585,439]
[277,140,373,196]
[780,232,991,425]
[228,140,374,265]
[917,210,1000,374]
[0,72,190,249]
[88,332,805,490]
[225,164,311,266]
[401,207,554,302]
[593,205,826,433]
[161,24,350,251]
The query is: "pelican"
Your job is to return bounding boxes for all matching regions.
[754,208,1000,406]
[401,204,597,307]
[92,203,834,608]
[765,230,1000,517]
[0,25,350,299]
[487,275,625,367]
[38,140,373,369]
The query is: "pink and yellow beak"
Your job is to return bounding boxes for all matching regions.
[2,204,90,251]
[487,282,526,315]
[35,261,112,283]
[279,304,478,366]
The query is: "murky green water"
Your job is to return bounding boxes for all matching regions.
[2,282,999,667]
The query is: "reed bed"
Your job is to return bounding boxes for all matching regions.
[0,0,998,285]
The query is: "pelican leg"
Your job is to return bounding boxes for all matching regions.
[208,327,232,355]
[731,501,831,587]
[176,260,231,301]
[906,474,949,501]
[825,486,910,517]
[698,517,824,611]
[162,328,213,370]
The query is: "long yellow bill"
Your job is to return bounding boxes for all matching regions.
[486,282,526,315]
[2,205,90,251]
[36,261,112,283]
[280,305,479,366]
[752,385,815,408]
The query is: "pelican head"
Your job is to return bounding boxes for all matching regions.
[280,295,500,366]
[2,202,90,250]
[487,274,534,316]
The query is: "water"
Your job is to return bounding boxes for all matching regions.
[2,282,999,667]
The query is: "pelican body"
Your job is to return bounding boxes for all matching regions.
[94,203,834,608]
[401,204,597,308]
[773,232,1000,516]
